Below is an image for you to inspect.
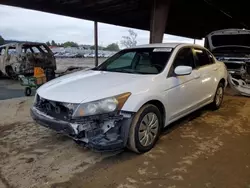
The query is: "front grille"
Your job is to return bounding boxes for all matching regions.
[35,95,72,121]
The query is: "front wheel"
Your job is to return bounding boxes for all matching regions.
[24,87,32,96]
[127,104,162,153]
[210,82,224,110]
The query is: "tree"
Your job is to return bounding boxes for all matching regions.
[90,45,105,50]
[90,45,95,50]
[120,29,137,48]
[63,41,79,48]
[46,41,51,46]
[51,40,57,46]
[104,43,120,51]
[0,35,4,45]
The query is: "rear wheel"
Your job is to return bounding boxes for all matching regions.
[210,82,224,110]
[24,87,32,96]
[6,66,18,80]
[127,104,162,153]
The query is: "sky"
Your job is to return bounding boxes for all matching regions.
[0,5,204,47]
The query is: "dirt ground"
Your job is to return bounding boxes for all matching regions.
[1,89,250,188]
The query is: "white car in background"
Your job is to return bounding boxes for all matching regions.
[31,43,227,153]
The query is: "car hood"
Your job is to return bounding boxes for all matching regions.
[37,70,153,103]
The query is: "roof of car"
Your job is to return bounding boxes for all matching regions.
[128,43,204,49]
[0,42,46,48]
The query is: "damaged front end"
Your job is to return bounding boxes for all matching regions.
[30,94,134,151]
[226,59,250,96]
[219,56,250,96]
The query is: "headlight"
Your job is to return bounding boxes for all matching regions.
[72,92,131,118]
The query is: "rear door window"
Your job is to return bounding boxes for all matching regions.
[31,46,41,53]
[39,45,49,53]
[22,47,32,53]
[7,48,18,55]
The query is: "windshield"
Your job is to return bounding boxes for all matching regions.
[212,34,250,47]
[95,48,172,74]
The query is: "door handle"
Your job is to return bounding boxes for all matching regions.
[213,67,218,71]
[194,74,200,79]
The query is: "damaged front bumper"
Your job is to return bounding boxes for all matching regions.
[228,73,250,96]
[30,107,134,151]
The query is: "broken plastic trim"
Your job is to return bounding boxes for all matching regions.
[31,106,135,151]
[228,74,250,96]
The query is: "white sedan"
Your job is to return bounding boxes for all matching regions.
[31,43,227,153]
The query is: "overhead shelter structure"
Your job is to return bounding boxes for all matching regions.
[1,0,248,65]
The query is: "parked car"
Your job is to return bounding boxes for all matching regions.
[103,53,111,58]
[205,29,250,96]
[89,53,95,58]
[30,43,227,153]
[0,42,56,79]
[54,52,65,58]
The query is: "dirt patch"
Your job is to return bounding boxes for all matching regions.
[51,95,250,188]
[0,97,118,188]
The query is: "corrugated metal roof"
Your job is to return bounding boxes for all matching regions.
[1,0,248,39]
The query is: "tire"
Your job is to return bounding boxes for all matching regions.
[6,67,18,80]
[127,104,162,153]
[210,82,224,110]
[24,87,32,96]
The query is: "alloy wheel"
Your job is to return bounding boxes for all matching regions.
[138,112,159,147]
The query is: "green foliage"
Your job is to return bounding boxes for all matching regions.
[104,43,120,51]
[0,35,5,45]
[51,40,57,46]
[90,45,95,50]
[63,41,79,48]
[44,40,119,51]
[49,40,79,47]
[90,45,105,50]
[46,41,51,46]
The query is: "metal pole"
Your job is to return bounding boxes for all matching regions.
[94,21,98,67]
[194,39,196,44]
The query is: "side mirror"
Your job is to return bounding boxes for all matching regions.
[174,66,192,76]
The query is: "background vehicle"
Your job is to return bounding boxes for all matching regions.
[0,42,56,79]
[31,43,227,153]
[205,29,250,96]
